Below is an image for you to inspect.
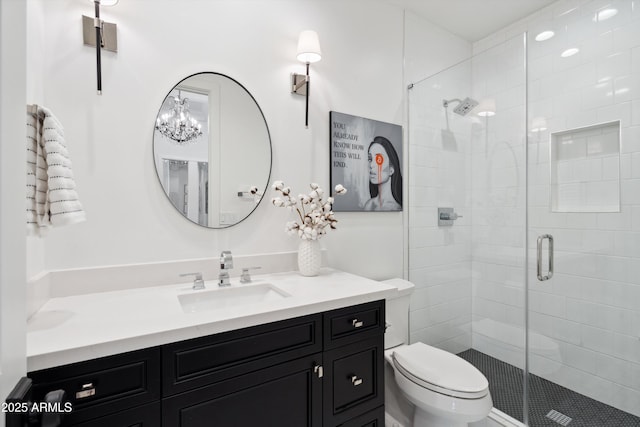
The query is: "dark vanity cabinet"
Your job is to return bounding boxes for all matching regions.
[27,300,385,427]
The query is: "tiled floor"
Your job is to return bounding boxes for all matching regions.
[457,349,640,427]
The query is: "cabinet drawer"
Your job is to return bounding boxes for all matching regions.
[336,405,384,427]
[163,313,322,396]
[324,300,384,350]
[28,347,161,425]
[323,336,384,426]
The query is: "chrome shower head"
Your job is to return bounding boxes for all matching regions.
[443,97,479,116]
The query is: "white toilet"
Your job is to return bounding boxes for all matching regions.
[382,278,493,427]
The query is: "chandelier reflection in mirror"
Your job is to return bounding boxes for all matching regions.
[155,90,203,144]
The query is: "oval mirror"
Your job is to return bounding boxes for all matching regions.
[153,72,272,228]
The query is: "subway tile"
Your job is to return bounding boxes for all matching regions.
[562,342,598,373]
[621,153,633,178]
[581,324,614,354]
[595,353,637,388]
[614,230,640,257]
[596,100,632,126]
[622,178,640,204]
[632,152,640,178]
[613,74,637,103]
[529,54,554,81]
[566,110,599,130]
[582,80,615,109]
[612,330,640,363]
[633,99,640,126]
[597,51,632,82]
[633,46,640,73]
[613,20,640,52]
[602,155,621,180]
[596,208,632,229]
[581,29,614,62]
[633,206,640,230]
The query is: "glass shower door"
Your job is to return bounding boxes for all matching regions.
[525,3,640,422]
[407,33,529,423]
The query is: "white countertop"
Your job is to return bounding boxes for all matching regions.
[27,268,397,372]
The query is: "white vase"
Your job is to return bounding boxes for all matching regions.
[297,239,321,277]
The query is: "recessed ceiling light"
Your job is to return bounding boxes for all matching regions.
[561,48,580,57]
[594,8,618,21]
[535,31,555,41]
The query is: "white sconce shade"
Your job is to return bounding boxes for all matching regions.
[296,30,322,64]
[292,30,322,127]
[476,98,496,117]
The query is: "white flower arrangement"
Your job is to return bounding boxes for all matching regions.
[272,181,347,240]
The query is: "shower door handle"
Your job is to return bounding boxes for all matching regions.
[537,234,554,281]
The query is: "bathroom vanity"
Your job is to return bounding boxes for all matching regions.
[25,269,394,426]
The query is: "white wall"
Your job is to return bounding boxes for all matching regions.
[32,0,409,280]
[473,0,640,417]
[0,0,27,411]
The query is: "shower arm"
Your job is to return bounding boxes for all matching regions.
[442,98,462,108]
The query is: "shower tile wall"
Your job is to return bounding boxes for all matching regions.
[408,62,473,355]
[473,0,640,417]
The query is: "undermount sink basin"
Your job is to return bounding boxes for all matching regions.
[178,283,291,313]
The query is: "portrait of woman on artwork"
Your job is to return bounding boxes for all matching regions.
[329,111,403,212]
[364,136,402,211]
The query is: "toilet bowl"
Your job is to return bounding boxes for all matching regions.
[382,278,493,427]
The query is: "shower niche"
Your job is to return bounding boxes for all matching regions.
[550,120,620,213]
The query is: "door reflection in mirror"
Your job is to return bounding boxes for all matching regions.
[153,72,272,228]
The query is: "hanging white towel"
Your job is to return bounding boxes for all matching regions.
[26,104,86,235]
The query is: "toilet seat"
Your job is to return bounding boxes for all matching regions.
[392,343,489,399]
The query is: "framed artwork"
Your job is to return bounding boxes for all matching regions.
[329,111,403,212]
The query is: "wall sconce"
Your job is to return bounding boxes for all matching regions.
[82,0,119,95]
[291,30,322,128]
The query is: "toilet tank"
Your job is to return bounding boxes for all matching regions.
[381,278,415,349]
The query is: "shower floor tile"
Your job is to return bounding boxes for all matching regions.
[457,349,640,427]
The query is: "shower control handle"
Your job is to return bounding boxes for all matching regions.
[439,212,462,221]
[438,207,462,226]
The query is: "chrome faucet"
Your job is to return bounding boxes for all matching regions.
[218,251,233,286]
[180,272,205,290]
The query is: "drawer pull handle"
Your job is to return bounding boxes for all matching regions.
[351,375,363,386]
[314,365,324,378]
[352,319,363,328]
[76,383,96,399]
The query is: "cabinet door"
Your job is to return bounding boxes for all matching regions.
[66,402,160,427]
[323,336,384,426]
[163,354,323,427]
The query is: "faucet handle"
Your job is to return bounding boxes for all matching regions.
[239,267,262,284]
[220,250,233,269]
[180,272,205,290]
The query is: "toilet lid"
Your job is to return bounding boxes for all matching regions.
[393,343,489,399]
